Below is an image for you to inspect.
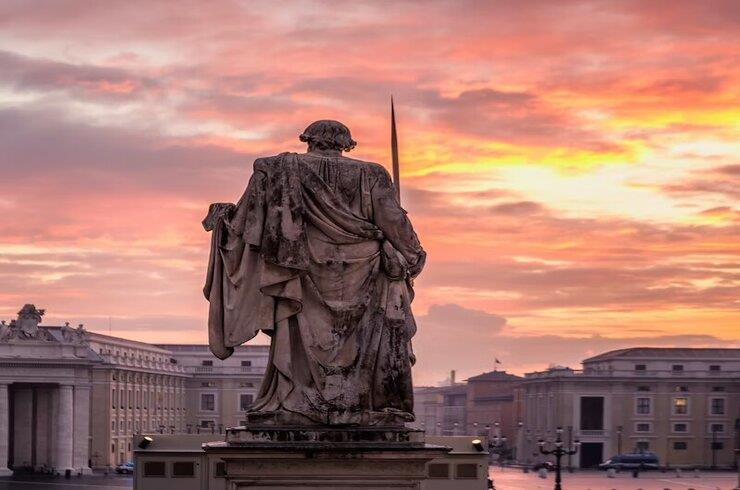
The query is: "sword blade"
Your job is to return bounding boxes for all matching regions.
[391,96,400,202]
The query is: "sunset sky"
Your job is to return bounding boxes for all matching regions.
[1,0,738,385]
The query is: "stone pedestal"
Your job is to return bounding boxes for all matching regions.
[204,426,448,489]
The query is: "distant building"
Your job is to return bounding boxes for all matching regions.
[518,348,740,469]
[87,332,189,471]
[414,369,523,446]
[0,305,268,474]
[414,371,468,436]
[156,344,268,432]
[465,370,523,458]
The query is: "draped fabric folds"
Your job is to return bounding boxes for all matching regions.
[204,152,424,425]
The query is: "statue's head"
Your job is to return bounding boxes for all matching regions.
[300,120,357,153]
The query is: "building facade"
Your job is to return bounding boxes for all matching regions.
[0,305,268,474]
[518,348,740,469]
[465,370,522,439]
[414,382,468,436]
[157,344,269,432]
[413,369,522,446]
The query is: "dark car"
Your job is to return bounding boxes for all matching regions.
[115,461,134,474]
[598,453,659,471]
[531,461,556,471]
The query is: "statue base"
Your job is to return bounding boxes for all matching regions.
[204,426,448,489]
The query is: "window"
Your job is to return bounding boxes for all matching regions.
[143,461,166,477]
[239,394,253,411]
[711,442,724,450]
[673,423,688,433]
[199,420,215,428]
[111,389,116,408]
[635,397,651,415]
[172,461,195,478]
[674,386,688,392]
[635,423,651,433]
[672,364,684,372]
[636,441,650,452]
[673,397,688,415]
[712,386,725,392]
[111,421,115,431]
[128,389,132,409]
[201,360,213,366]
[636,386,650,392]
[710,423,724,433]
[580,397,604,430]
[634,364,646,371]
[200,394,215,411]
[241,360,252,367]
[709,364,721,371]
[673,441,687,451]
[456,464,478,479]
[215,462,227,478]
[428,464,449,478]
[710,398,725,415]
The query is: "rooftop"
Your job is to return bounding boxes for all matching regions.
[583,347,740,363]
[466,370,522,382]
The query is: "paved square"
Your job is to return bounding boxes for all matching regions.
[489,468,737,490]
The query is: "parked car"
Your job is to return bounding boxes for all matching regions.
[531,461,556,471]
[598,453,659,470]
[115,461,135,474]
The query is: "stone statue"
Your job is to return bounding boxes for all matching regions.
[16,304,45,338]
[204,120,425,426]
[61,322,88,344]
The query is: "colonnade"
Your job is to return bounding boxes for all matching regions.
[0,382,90,475]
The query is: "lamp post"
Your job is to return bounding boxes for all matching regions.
[538,426,580,490]
[617,425,623,455]
[711,425,719,470]
[567,425,573,472]
[487,421,508,464]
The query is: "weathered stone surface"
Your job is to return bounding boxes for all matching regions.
[224,426,425,447]
[203,120,426,427]
[204,433,448,489]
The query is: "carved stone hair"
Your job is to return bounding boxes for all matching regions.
[299,120,357,152]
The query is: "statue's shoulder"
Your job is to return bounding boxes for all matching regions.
[337,156,391,179]
[253,153,289,172]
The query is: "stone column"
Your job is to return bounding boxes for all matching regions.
[54,384,74,473]
[34,388,50,470]
[13,387,33,469]
[0,383,11,476]
[73,386,92,474]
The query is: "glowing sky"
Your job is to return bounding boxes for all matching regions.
[1,0,738,384]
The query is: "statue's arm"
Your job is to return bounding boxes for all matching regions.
[370,166,426,277]
[202,203,236,231]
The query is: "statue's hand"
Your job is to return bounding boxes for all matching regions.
[203,203,236,231]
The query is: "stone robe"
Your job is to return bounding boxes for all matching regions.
[204,152,424,426]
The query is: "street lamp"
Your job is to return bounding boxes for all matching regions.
[538,426,580,490]
[617,425,623,455]
[711,424,719,470]
[567,425,574,472]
